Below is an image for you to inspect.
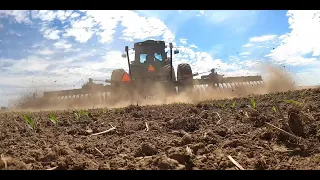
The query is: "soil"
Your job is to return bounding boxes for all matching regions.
[1,87,320,170]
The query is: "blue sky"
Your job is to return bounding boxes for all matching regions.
[1,10,320,106]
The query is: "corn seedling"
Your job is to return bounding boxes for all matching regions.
[231,101,236,108]
[80,110,89,118]
[75,110,89,120]
[250,99,256,109]
[49,113,57,125]
[272,106,277,113]
[284,99,302,106]
[23,115,35,130]
[217,103,226,108]
[300,89,308,98]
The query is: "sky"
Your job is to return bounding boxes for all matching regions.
[1,10,320,107]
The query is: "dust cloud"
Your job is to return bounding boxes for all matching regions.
[7,63,302,112]
[258,63,297,93]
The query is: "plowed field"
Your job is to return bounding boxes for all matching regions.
[1,87,320,170]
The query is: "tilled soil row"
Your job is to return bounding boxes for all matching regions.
[1,88,320,170]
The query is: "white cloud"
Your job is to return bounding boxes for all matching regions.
[63,15,96,43]
[6,30,22,37]
[240,60,260,68]
[35,48,55,55]
[41,28,61,40]
[202,10,259,34]
[58,10,176,44]
[0,10,32,24]
[119,11,174,42]
[5,56,51,73]
[55,10,73,22]
[173,45,248,77]
[189,44,198,49]
[249,34,277,42]
[1,10,176,45]
[64,28,95,43]
[0,52,101,90]
[31,10,57,22]
[70,12,80,19]
[239,52,250,56]
[286,61,320,86]
[243,43,253,47]
[73,11,115,43]
[228,55,240,62]
[85,50,129,72]
[266,10,320,66]
[180,38,187,44]
[209,10,239,23]
[31,11,70,41]
[54,40,72,49]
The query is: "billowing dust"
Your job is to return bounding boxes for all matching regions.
[8,63,299,112]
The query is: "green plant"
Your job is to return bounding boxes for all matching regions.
[80,110,89,118]
[250,99,256,109]
[300,89,307,98]
[23,115,35,130]
[217,103,226,108]
[272,106,277,113]
[75,110,89,120]
[49,113,57,125]
[284,99,302,106]
[231,101,236,108]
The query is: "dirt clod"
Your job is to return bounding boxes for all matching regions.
[155,155,185,170]
[135,143,158,157]
[180,134,192,145]
[288,108,305,137]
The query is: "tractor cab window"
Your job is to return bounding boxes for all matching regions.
[140,54,147,63]
[154,52,163,62]
[139,53,163,63]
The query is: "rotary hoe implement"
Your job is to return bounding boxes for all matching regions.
[13,40,264,110]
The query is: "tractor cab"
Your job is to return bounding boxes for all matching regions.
[121,40,179,82]
[129,40,179,65]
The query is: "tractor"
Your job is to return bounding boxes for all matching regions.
[12,40,264,110]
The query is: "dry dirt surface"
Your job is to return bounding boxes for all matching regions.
[1,87,320,170]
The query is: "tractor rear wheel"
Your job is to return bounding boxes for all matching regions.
[177,63,193,94]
